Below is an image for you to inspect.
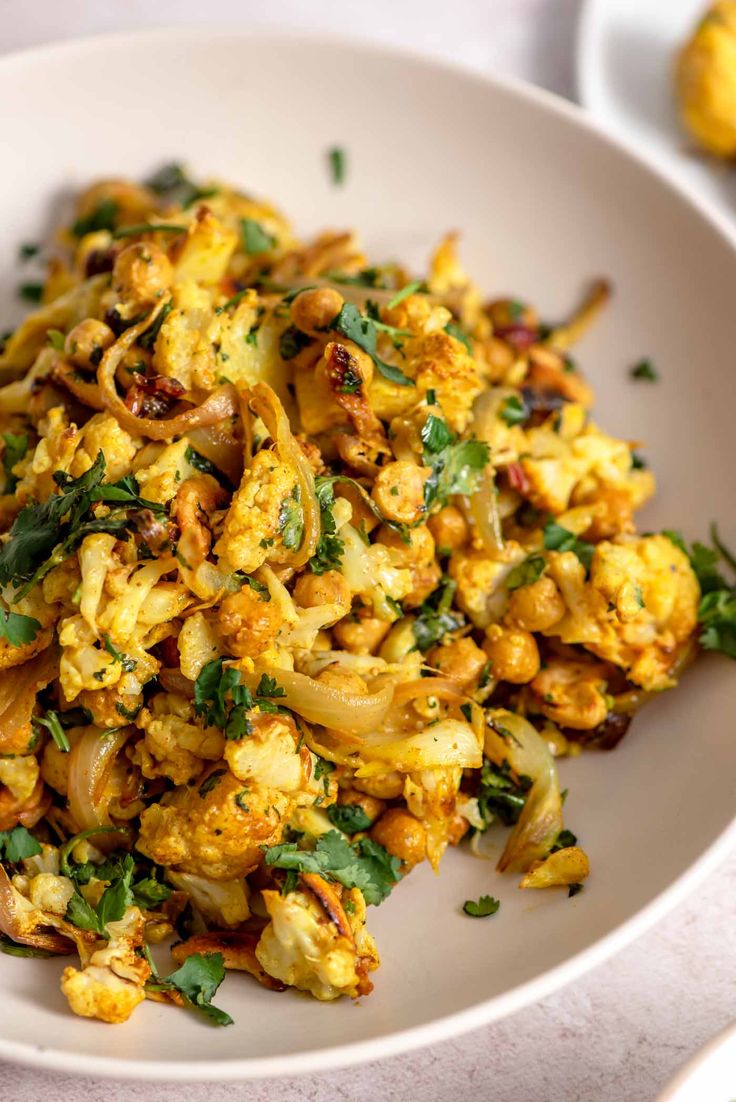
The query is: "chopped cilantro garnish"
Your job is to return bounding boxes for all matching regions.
[0,608,41,647]
[2,432,28,494]
[240,218,275,256]
[412,576,463,651]
[329,302,414,387]
[194,659,287,739]
[0,825,42,863]
[264,830,401,905]
[629,359,658,382]
[500,394,528,427]
[46,329,66,351]
[184,445,221,480]
[462,895,500,918]
[543,520,594,571]
[444,321,472,353]
[327,804,374,834]
[33,710,70,753]
[388,281,422,309]
[328,146,347,186]
[550,828,578,853]
[18,243,39,261]
[279,325,312,360]
[477,758,531,828]
[18,282,43,303]
[102,634,137,673]
[279,485,304,551]
[71,198,119,238]
[150,951,232,1027]
[420,413,456,455]
[568,882,584,898]
[506,554,545,592]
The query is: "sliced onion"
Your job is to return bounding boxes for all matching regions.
[241,669,392,736]
[67,727,131,831]
[186,422,244,487]
[98,299,239,440]
[355,718,482,775]
[486,709,563,874]
[0,865,75,954]
[467,465,503,554]
[248,382,320,569]
[52,360,106,411]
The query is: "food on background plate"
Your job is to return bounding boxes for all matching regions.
[0,163,732,1027]
[676,0,736,157]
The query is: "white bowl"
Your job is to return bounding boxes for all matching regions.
[1,27,735,1081]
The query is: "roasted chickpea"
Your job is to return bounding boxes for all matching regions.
[579,489,635,542]
[293,570,351,611]
[64,318,115,371]
[427,636,487,688]
[332,614,391,655]
[315,664,369,695]
[483,624,540,684]
[218,586,282,659]
[505,575,566,633]
[336,787,385,825]
[112,243,173,315]
[487,298,539,331]
[371,461,428,525]
[427,505,469,552]
[291,287,344,335]
[353,772,405,800]
[376,523,440,608]
[77,686,144,729]
[370,808,426,870]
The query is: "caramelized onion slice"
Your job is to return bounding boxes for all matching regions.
[241,669,392,736]
[0,865,75,954]
[98,300,239,440]
[67,727,131,831]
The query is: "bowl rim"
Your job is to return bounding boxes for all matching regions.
[1,23,736,1082]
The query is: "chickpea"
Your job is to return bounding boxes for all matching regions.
[372,461,428,525]
[483,624,540,684]
[291,287,344,335]
[353,772,405,800]
[427,505,469,552]
[336,787,385,825]
[506,576,565,633]
[487,298,539,331]
[64,318,115,371]
[218,586,282,659]
[427,636,487,688]
[293,570,350,611]
[112,243,173,315]
[332,615,391,655]
[370,808,426,870]
[315,665,369,695]
[77,686,144,729]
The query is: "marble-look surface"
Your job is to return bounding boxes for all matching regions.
[1,2,734,1099]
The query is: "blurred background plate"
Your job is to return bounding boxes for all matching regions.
[577,0,736,222]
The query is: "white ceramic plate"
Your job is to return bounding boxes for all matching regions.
[577,0,736,223]
[657,1021,736,1102]
[1,27,736,1082]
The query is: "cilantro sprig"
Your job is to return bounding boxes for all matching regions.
[147,951,232,1027]
[543,520,594,572]
[328,302,414,387]
[194,660,286,739]
[263,830,401,906]
[412,576,463,652]
[462,895,500,918]
[0,825,42,863]
[420,411,490,512]
[665,524,736,658]
[310,478,345,575]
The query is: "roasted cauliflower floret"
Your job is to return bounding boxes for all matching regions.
[448,543,527,628]
[131,691,225,785]
[68,413,140,482]
[136,767,290,880]
[167,871,250,928]
[214,449,299,574]
[256,879,378,1000]
[60,907,150,1025]
[530,658,609,730]
[224,713,309,794]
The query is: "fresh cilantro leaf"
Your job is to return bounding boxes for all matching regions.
[630,359,658,382]
[662,529,687,555]
[112,223,187,239]
[314,755,335,797]
[199,769,227,798]
[550,829,578,853]
[329,302,414,387]
[144,163,218,208]
[241,218,275,256]
[138,302,172,350]
[568,882,584,898]
[476,758,531,829]
[543,520,594,571]
[0,608,40,647]
[279,325,312,360]
[18,243,39,261]
[462,895,500,918]
[18,282,43,303]
[310,476,344,575]
[2,431,28,493]
[162,951,232,1027]
[71,198,119,238]
[255,674,285,699]
[264,830,401,905]
[423,437,490,512]
[327,804,374,833]
[184,445,221,479]
[96,855,134,927]
[631,451,647,470]
[420,413,455,455]
[506,554,545,592]
[444,321,472,353]
[412,576,463,651]
[328,146,347,186]
[0,825,42,863]
[699,589,736,658]
[388,281,422,309]
[102,634,137,673]
[279,485,304,551]
[500,395,528,427]
[194,659,284,739]
[131,877,171,909]
[65,890,105,935]
[238,574,271,600]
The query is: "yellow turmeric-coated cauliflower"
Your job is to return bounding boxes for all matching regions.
[448,542,527,628]
[136,767,291,880]
[543,535,699,690]
[68,413,140,482]
[131,691,225,785]
[214,449,299,575]
[60,908,150,1025]
[676,1,736,157]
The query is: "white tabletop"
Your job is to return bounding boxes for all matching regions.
[2,2,734,1099]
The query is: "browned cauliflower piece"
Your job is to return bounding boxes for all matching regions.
[214,449,299,574]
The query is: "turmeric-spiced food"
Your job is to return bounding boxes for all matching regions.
[0,165,733,1026]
